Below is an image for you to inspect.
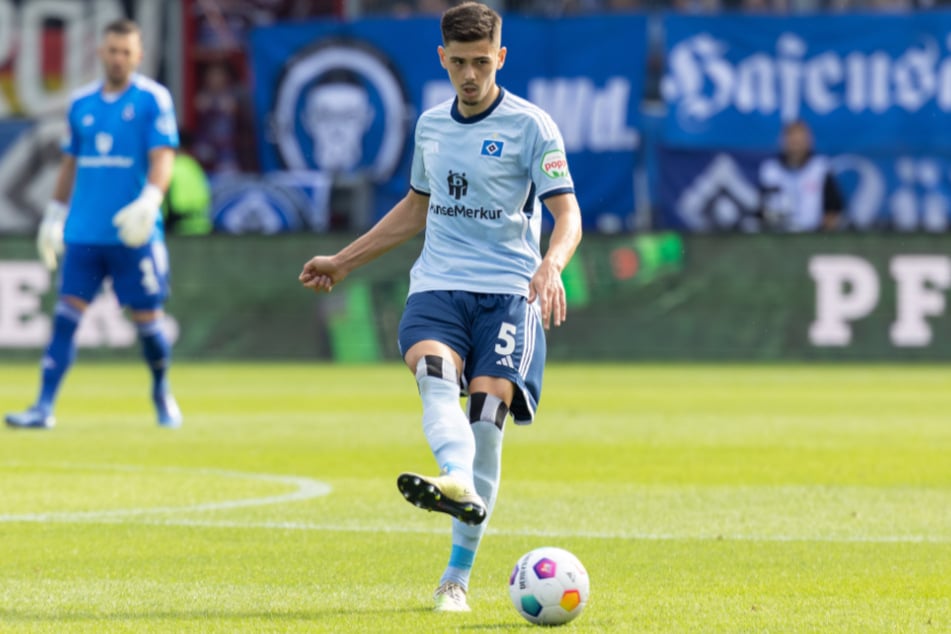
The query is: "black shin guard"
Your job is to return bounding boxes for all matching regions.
[467,392,508,430]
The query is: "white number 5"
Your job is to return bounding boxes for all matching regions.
[495,322,516,355]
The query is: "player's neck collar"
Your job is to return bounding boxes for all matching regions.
[451,87,505,124]
[101,73,138,99]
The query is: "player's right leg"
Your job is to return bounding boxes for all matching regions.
[396,292,486,526]
[397,471,486,526]
[394,351,487,525]
[4,297,86,429]
[5,245,103,430]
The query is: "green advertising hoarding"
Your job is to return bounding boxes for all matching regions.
[1,233,949,361]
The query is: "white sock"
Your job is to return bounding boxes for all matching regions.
[416,356,474,485]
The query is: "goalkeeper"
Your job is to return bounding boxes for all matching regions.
[5,18,181,429]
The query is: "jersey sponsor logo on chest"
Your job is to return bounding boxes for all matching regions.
[95,132,113,155]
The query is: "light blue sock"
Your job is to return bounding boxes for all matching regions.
[440,393,508,592]
[416,356,474,484]
[137,318,171,398]
[440,544,477,591]
[37,300,83,412]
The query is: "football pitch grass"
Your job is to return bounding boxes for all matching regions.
[1,362,949,633]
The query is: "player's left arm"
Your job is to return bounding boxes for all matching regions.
[146,146,175,194]
[531,192,582,330]
[113,146,174,247]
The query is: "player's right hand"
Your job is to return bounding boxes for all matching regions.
[299,256,345,292]
[36,200,67,271]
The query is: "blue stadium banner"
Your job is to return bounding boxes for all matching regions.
[662,14,951,154]
[248,15,648,230]
[655,146,951,233]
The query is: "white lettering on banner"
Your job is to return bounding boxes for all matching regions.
[809,254,951,347]
[889,256,951,346]
[528,77,639,152]
[809,255,880,346]
[0,262,50,347]
[663,31,951,125]
[0,262,179,350]
[421,77,639,153]
[0,0,160,116]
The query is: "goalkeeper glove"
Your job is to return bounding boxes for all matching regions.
[113,184,164,247]
[36,200,67,271]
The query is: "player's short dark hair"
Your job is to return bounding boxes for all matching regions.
[103,18,141,38]
[440,2,501,46]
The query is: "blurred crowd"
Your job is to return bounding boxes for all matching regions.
[195,0,948,23]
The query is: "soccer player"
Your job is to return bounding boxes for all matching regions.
[299,2,582,613]
[5,19,181,430]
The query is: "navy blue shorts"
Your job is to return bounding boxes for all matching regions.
[60,242,170,311]
[398,290,546,425]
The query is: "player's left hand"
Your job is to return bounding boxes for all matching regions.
[528,260,567,330]
[113,185,163,247]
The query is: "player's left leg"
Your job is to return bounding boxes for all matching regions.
[435,388,510,608]
[110,243,180,428]
[436,294,547,606]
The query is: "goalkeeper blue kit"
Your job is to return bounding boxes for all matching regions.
[5,21,184,431]
[63,73,179,246]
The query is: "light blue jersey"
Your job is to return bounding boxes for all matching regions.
[63,73,179,245]
[409,88,574,297]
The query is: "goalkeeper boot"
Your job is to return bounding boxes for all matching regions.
[397,472,487,525]
[5,406,55,430]
[154,392,182,429]
[433,581,471,612]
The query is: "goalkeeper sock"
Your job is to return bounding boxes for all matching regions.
[37,300,82,412]
[137,318,171,398]
[416,356,475,485]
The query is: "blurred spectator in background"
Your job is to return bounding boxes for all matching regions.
[163,133,213,236]
[758,120,844,232]
[363,0,450,15]
[193,59,257,174]
[671,0,722,12]
[193,0,337,52]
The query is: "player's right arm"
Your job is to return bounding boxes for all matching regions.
[51,154,77,203]
[35,154,77,270]
[299,189,429,292]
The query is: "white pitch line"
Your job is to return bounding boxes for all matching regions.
[2,463,950,544]
[0,462,331,522]
[4,514,951,544]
